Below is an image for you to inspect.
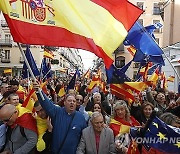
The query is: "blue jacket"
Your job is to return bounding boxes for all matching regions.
[37,92,87,154]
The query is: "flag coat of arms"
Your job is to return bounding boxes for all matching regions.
[0,0,143,68]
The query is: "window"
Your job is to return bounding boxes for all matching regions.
[133,71,138,80]
[60,58,62,67]
[1,50,10,63]
[137,2,144,10]
[138,19,143,26]
[155,38,159,45]
[5,34,11,43]
[63,60,65,68]
[153,3,160,15]
[115,56,125,68]
[153,20,161,33]
[133,63,141,68]
[4,50,10,59]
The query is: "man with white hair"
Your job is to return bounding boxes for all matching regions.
[76,112,116,154]
[85,92,111,115]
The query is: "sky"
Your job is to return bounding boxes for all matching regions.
[78,49,97,71]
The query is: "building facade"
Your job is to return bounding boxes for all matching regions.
[114,0,164,79]
[160,0,180,91]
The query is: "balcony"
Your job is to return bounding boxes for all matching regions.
[0,39,12,47]
[1,58,10,63]
[1,20,8,27]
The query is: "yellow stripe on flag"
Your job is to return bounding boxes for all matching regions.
[4,68,12,74]
[0,0,127,60]
[43,49,54,59]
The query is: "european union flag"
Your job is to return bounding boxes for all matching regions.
[124,21,165,65]
[67,70,79,90]
[145,22,163,40]
[40,58,52,79]
[130,116,180,153]
[147,64,159,75]
[106,64,131,84]
[22,46,40,79]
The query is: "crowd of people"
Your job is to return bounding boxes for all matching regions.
[0,75,179,154]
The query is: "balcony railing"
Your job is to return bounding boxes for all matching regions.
[1,59,10,63]
[0,39,12,46]
[1,20,8,27]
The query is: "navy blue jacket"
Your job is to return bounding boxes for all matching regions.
[37,92,87,154]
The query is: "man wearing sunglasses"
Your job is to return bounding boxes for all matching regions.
[0,104,38,154]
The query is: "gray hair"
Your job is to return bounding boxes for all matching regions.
[90,112,103,121]
[113,100,130,121]
[92,92,101,99]
[160,112,180,125]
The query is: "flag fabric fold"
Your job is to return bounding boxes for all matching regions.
[22,46,40,79]
[0,0,143,68]
[124,21,165,66]
[130,116,180,153]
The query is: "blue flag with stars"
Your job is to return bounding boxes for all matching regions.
[40,58,52,79]
[124,21,165,65]
[106,64,131,84]
[130,116,180,153]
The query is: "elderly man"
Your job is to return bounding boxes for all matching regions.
[0,104,37,154]
[76,112,116,154]
[33,82,87,154]
[85,92,111,115]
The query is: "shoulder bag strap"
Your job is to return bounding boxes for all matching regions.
[57,112,76,154]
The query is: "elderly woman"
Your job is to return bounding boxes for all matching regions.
[109,100,140,137]
[109,100,140,153]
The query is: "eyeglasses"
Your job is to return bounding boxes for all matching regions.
[76,99,83,102]
[2,111,16,123]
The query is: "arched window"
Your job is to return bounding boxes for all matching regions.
[115,56,125,68]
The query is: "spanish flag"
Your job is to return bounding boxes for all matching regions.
[0,0,143,68]
[43,48,54,59]
[127,46,136,56]
[4,68,12,74]
[167,75,175,82]
[58,86,66,97]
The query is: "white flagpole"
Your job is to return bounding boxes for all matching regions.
[17,43,45,100]
[27,69,30,92]
[42,69,51,81]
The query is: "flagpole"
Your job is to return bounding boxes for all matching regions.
[42,69,51,80]
[17,43,45,100]
[162,49,180,80]
[27,69,30,93]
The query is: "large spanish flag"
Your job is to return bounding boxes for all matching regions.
[0,0,143,68]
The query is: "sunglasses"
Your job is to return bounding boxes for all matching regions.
[76,99,83,102]
[2,111,16,122]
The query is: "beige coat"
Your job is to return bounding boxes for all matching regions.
[76,126,116,154]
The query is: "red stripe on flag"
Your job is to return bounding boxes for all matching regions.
[111,89,125,100]
[110,84,134,101]
[4,14,113,68]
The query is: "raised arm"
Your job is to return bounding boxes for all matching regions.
[33,82,58,118]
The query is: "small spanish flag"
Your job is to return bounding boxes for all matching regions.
[167,75,175,82]
[43,49,54,59]
[58,86,66,97]
[4,68,12,74]
[127,46,136,56]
